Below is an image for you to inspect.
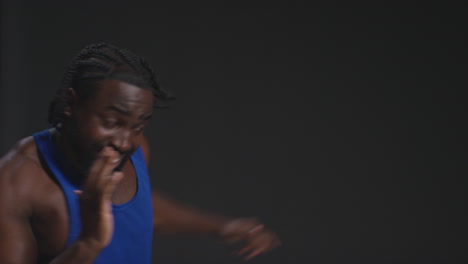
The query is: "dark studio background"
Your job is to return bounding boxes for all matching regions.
[0,1,466,264]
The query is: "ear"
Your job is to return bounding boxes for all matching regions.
[64,87,78,117]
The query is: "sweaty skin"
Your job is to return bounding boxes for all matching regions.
[0,80,281,263]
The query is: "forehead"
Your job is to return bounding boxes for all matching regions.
[85,79,154,112]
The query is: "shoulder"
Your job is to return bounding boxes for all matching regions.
[140,135,150,165]
[0,136,43,172]
[0,136,43,179]
[0,136,48,214]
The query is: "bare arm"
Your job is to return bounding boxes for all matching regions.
[0,181,110,264]
[0,159,99,264]
[150,178,281,260]
[0,146,122,264]
[0,217,112,264]
[0,164,37,263]
[140,136,228,235]
[152,192,229,236]
[52,147,124,264]
[142,136,281,260]
[151,192,281,260]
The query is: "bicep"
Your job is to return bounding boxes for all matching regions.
[0,208,38,263]
[0,168,38,263]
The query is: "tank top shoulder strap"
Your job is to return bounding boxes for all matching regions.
[32,129,82,246]
[130,146,151,185]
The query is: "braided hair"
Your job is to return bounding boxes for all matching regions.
[48,43,173,127]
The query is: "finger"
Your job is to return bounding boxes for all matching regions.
[248,228,281,247]
[85,147,114,187]
[73,190,83,196]
[241,232,276,256]
[247,224,264,237]
[102,171,124,200]
[93,149,121,188]
[221,218,263,242]
[225,233,248,244]
[236,244,253,256]
[244,246,268,261]
[96,147,120,176]
[98,155,120,181]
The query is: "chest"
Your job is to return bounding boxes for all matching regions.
[32,161,138,260]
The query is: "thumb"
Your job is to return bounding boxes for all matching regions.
[247,224,264,237]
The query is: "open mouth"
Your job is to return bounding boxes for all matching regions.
[113,156,129,172]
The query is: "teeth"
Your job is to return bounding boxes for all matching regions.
[113,158,121,163]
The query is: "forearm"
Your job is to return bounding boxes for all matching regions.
[49,239,102,264]
[152,192,231,237]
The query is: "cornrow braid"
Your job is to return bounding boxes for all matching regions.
[48,43,174,127]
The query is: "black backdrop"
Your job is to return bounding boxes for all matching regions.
[0,2,466,264]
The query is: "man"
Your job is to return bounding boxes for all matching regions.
[0,43,281,263]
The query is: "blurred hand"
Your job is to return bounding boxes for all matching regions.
[220,218,281,261]
[74,147,124,250]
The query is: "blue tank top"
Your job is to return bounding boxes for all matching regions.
[33,129,153,263]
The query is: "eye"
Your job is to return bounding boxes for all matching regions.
[133,125,145,133]
[103,119,119,129]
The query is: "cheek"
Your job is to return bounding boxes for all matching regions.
[133,135,143,148]
[75,116,110,146]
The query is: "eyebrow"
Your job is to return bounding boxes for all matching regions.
[107,105,152,120]
[108,105,131,116]
[141,114,152,121]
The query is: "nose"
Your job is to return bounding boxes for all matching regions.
[109,129,133,154]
